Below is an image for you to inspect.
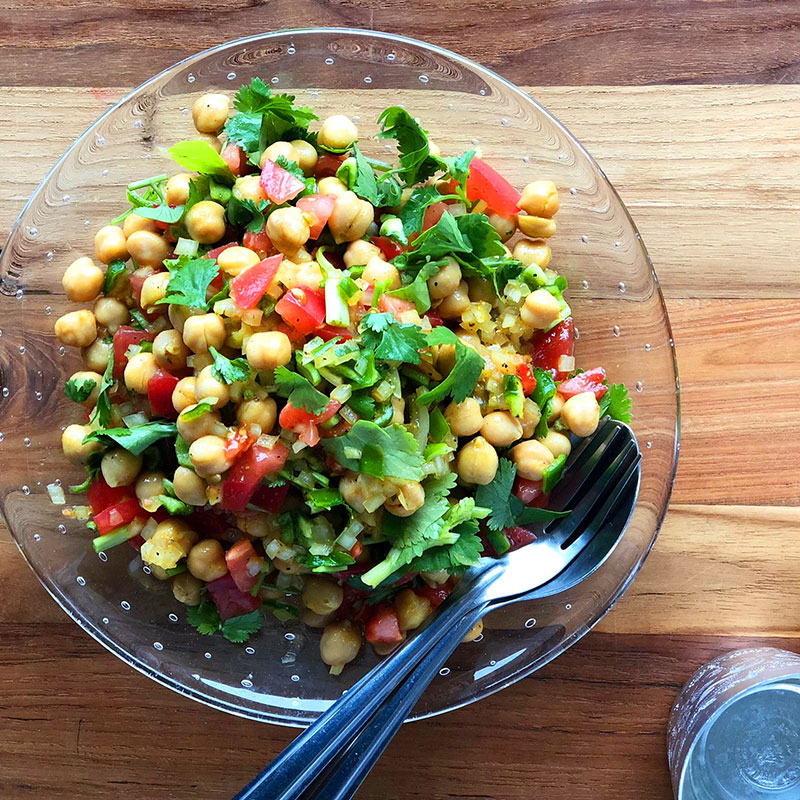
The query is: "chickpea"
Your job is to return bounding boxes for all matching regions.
[168,303,203,334]
[189,434,230,477]
[362,256,400,289]
[122,212,159,238]
[561,391,601,437]
[187,539,229,581]
[344,239,383,268]
[538,430,572,458]
[513,238,552,269]
[266,207,311,255]
[521,288,562,329]
[67,370,103,406]
[100,448,143,488]
[200,134,222,153]
[141,519,199,570]
[549,393,565,422]
[126,230,170,269]
[328,191,374,243]
[487,212,516,242]
[436,280,470,319]
[93,296,130,334]
[153,329,189,371]
[165,173,193,206]
[290,139,319,175]
[172,466,208,506]
[236,396,277,432]
[94,225,129,264]
[520,397,542,439]
[185,201,226,244]
[510,439,555,481]
[444,398,484,437]
[55,309,96,348]
[232,174,267,205]
[519,180,560,218]
[195,364,230,408]
[384,481,425,517]
[394,588,432,632]
[124,351,159,394]
[318,114,358,151]
[217,246,260,277]
[317,176,348,197]
[182,313,226,353]
[302,575,344,616]
[517,214,557,239]
[427,257,462,301]
[462,619,484,643]
[320,620,362,668]
[62,257,104,302]
[260,140,300,168]
[139,272,171,311]
[135,471,165,505]
[481,411,524,447]
[172,376,198,413]
[61,423,102,464]
[82,338,112,373]
[301,608,335,628]
[467,276,496,305]
[191,92,230,134]
[455,436,499,485]
[172,572,203,606]
[245,330,292,370]
[177,404,222,444]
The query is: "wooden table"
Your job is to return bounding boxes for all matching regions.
[2,3,799,798]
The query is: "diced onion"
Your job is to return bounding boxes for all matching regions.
[174,237,199,256]
[446,202,467,216]
[123,412,149,429]
[47,483,66,505]
[140,517,158,541]
[339,405,358,425]
[242,308,263,326]
[291,440,308,453]
[275,571,293,589]
[331,384,352,404]
[256,434,279,449]
[336,531,358,551]
[557,355,576,373]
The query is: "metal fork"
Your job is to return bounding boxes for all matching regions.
[233,419,641,800]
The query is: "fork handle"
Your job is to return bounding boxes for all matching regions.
[232,561,504,800]
[305,604,488,800]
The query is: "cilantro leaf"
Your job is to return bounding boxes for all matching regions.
[387,260,443,313]
[409,521,484,574]
[377,107,447,186]
[64,376,96,403]
[167,140,234,181]
[399,185,447,237]
[359,312,427,364]
[442,149,475,195]
[321,421,426,481]
[599,383,633,424]
[186,598,221,635]
[273,366,329,415]
[83,421,178,456]
[89,346,115,428]
[157,255,219,309]
[337,144,402,208]
[452,213,523,293]
[296,551,356,573]
[103,259,128,295]
[175,435,192,467]
[417,326,484,406]
[221,610,263,643]
[275,154,305,180]
[179,402,215,422]
[133,204,186,224]
[226,196,269,233]
[209,346,251,384]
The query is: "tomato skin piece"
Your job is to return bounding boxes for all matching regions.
[415,583,451,609]
[422,201,449,231]
[206,572,262,620]
[465,156,521,216]
[241,230,272,258]
[129,266,155,305]
[317,325,354,342]
[531,318,574,378]
[249,483,289,514]
[365,604,404,645]
[504,525,537,552]
[314,152,346,179]
[378,293,415,320]
[371,236,405,261]
[297,194,337,239]
[423,310,444,328]
[220,442,290,514]
[87,477,132,515]
[517,363,537,396]
[279,399,341,447]
[221,144,248,177]
[206,241,239,260]
[275,286,326,336]
[112,326,156,378]
[231,254,282,310]
[260,158,305,204]
[558,367,608,399]
[94,498,143,535]
[225,540,265,594]
[147,369,180,419]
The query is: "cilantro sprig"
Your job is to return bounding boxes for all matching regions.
[186,598,263,644]
[210,346,251,384]
[599,383,633,424]
[274,366,329,415]
[157,255,220,310]
[359,312,428,364]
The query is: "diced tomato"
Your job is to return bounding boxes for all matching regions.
[422,201,449,231]
[315,152,346,179]
[129,266,156,306]
[415,582,452,609]
[371,236,405,261]
[206,572,262,621]
[517,363,537,396]
[94,498,143,535]
[231,254,282,310]
[378,293,415,320]
[423,310,444,328]
[189,509,231,540]
[505,525,537,552]
[221,144,249,177]
[531,318,574,378]
[558,366,608,399]
[365,604,403,645]
[128,534,145,551]
[350,541,364,559]
[223,427,254,462]
[465,156,521,216]
[147,369,180,419]
[225,540,265,594]
[297,194,336,239]
[87,477,132,515]
[317,324,354,342]
[260,158,305,204]
[512,477,550,509]
[206,241,239,260]
[112,326,157,378]
[249,483,289,514]
[279,399,341,447]
[220,441,290,513]
[241,230,272,258]
[275,286,326,336]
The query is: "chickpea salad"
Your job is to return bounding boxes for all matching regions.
[54,78,632,671]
